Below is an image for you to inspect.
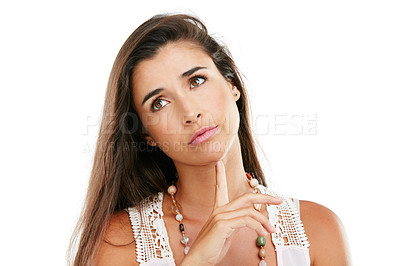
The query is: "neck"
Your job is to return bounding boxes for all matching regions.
[172,136,251,221]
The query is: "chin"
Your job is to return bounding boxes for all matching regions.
[183,154,224,166]
[166,141,226,165]
[197,139,235,160]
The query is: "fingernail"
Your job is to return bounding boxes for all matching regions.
[254,203,262,211]
[262,228,268,236]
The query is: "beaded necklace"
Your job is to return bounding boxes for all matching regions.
[167,172,268,266]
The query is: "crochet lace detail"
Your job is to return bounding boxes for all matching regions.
[128,193,173,264]
[128,186,309,264]
[257,185,310,249]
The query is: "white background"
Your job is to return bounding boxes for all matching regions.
[1,1,399,265]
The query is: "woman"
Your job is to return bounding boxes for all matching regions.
[69,13,351,265]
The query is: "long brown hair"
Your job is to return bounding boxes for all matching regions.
[69,13,266,265]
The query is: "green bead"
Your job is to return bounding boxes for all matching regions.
[256,236,266,247]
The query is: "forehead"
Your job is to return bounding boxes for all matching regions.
[140,40,211,69]
[133,41,213,85]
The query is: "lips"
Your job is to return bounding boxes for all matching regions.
[189,126,219,145]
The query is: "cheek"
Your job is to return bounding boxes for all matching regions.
[139,113,163,138]
[141,112,180,141]
[216,91,236,119]
[140,113,160,134]
[203,86,230,112]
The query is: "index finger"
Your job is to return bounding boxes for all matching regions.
[214,160,229,208]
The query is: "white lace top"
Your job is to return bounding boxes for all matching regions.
[127,185,311,266]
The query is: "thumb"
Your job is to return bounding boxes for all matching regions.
[214,160,229,208]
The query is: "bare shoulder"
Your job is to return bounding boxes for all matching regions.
[299,200,352,266]
[93,210,138,266]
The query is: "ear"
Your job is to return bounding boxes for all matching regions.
[232,85,241,102]
[140,128,157,147]
[144,135,157,146]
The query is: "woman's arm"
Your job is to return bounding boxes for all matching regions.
[93,211,138,266]
[300,200,352,266]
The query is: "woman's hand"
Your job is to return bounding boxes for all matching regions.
[180,160,283,266]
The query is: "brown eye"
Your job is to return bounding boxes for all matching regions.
[151,98,167,111]
[190,76,206,88]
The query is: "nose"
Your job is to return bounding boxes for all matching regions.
[183,112,202,125]
[178,93,202,125]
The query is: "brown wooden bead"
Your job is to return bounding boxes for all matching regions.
[258,248,266,259]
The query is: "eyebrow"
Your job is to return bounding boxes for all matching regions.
[141,88,164,106]
[141,66,207,106]
[181,66,207,78]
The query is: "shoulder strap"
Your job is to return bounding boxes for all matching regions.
[293,198,300,212]
[127,192,174,264]
[257,185,310,249]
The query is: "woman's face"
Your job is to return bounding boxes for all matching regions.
[132,41,241,166]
